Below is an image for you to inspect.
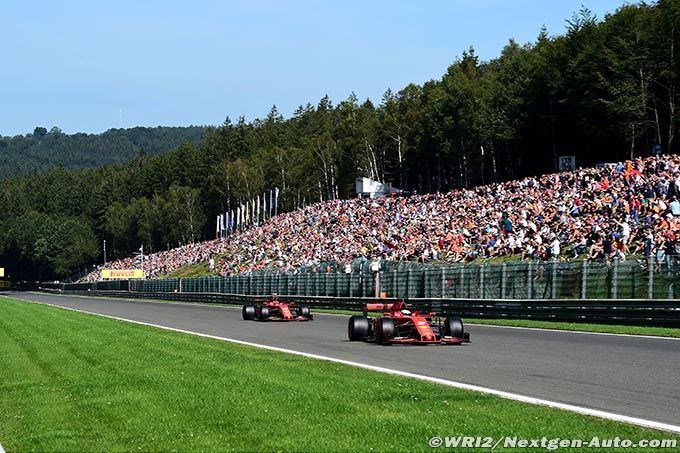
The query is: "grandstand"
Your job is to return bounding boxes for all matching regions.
[81,155,680,283]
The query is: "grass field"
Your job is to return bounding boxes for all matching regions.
[1,297,676,452]
[463,317,680,338]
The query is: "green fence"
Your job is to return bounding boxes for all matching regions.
[62,257,680,300]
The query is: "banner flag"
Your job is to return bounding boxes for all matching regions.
[102,269,143,280]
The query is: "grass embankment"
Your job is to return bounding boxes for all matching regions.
[164,261,215,278]
[0,297,676,451]
[463,318,680,338]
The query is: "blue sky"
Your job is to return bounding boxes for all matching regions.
[1,0,626,136]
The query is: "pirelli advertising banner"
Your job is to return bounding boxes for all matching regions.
[0,268,4,277]
[101,269,143,280]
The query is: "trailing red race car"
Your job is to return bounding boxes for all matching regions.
[242,296,313,322]
[347,301,469,345]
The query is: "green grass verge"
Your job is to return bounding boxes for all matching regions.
[1,297,677,452]
[163,261,218,278]
[462,318,680,338]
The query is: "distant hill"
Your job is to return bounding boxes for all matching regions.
[0,126,208,178]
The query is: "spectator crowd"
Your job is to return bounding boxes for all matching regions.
[81,155,680,282]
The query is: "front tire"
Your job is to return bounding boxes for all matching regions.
[443,316,464,338]
[375,317,395,344]
[348,316,370,341]
[258,305,270,321]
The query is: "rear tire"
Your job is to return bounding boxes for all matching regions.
[300,305,311,318]
[375,317,395,344]
[348,316,370,341]
[242,304,255,320]
[259,306,270,321]
[443,317,464,338]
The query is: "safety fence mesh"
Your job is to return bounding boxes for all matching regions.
[51,257,680,300]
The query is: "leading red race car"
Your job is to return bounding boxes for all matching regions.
[242,295,313,322]
[347,301,469,345]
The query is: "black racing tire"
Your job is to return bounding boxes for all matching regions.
[259,306,270,321]
[443,316,464,338]
[348,316,370,341]
[299,305,311,318]
[375,317,395,344]
[242,304,255,320]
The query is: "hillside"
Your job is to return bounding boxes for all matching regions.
[0,126,207,178]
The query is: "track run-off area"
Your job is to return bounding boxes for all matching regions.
[7,291,680,432]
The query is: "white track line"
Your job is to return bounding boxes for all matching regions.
[15,298,680,435]
[0,442,5,453]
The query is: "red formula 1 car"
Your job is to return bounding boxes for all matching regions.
[242,296,313,322]
[347,301,469,345]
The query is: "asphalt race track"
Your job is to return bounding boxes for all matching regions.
[6,291,680,428]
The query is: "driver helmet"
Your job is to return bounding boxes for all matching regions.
[401,309,412,316]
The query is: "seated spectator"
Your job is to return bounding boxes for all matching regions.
[79,154,680,282]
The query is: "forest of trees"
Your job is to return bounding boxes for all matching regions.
[0,126,207,178]
[1,1,678,281]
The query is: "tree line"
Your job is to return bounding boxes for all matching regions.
[1,0,678,281]
[0,126,207,178]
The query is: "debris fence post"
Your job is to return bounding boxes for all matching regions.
[648,256,654,299]
[581,260,587,299]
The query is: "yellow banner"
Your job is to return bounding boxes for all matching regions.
[0,281,9,289]
[0,268,4,277]
[101,269,143,280]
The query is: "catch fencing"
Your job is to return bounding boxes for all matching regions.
[38,257,680,326]
[52,257,680,300]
